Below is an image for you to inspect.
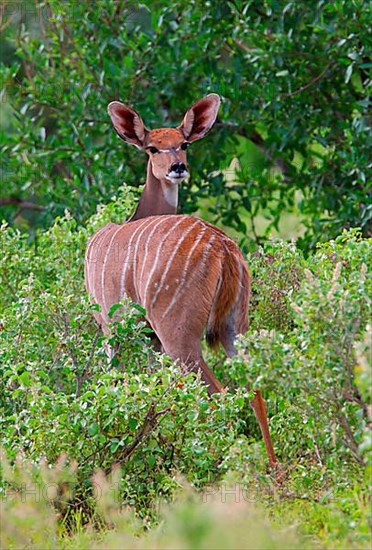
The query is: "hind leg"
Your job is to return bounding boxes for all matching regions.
[157,326,224,395]
[167,341,224,395]
[153,298,224,394]
[250,390,278,468]
[219,310,237,358]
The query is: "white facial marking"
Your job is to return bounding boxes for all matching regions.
[165,173,188,184]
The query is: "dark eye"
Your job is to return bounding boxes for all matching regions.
[148,146,159,154]
[181,142,189,150]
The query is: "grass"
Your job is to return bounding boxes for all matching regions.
[2,453,370,549]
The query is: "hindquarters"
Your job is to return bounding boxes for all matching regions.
[138,216,250,359]
[84,215,250,359]
[206,239,250,355]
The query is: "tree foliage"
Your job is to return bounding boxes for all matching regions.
[1,0,370,249]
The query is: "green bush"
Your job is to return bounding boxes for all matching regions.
[0,193,249,521]
[0,189,370,544]
[228,230,371,467]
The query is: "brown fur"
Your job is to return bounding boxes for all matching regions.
[206,244,249,349]
[86,95,278,468]
[85,215,249,357]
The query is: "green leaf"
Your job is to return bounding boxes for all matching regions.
[19,372,32,387]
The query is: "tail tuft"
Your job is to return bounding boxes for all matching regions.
[206,328,219,349]
[206,242,250,349]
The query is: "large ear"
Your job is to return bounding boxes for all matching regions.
[108,101,148,148]
[178,93,220,143]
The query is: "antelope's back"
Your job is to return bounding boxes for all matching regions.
[84,215,249,334]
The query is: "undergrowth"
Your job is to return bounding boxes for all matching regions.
[1,189,371,548]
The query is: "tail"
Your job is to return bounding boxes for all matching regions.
[206,245,250,349]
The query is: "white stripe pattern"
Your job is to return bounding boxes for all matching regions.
[137,216,176,297]
[119,218,153,300]
[143,217,186,311]
[85,225,107,264]
[86,225,113,297]
[150,219,202,308]
[161,225,207,318]
[101,225,126,313]
[131,216,165,300]
[199,232,216,273]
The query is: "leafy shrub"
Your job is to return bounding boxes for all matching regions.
[0,192,249,521]
[248,240,305,333]
[228,230,371,468]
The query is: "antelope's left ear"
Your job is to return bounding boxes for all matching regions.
[178,93,221,143]
[108,101,148,149]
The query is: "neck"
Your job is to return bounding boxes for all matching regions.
[129,161,178,221]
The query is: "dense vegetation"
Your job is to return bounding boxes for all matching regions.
[1,192,371,548]
[1,0,371,250]
[0,1,371,549]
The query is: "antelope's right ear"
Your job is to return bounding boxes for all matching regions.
[178,93,221,143]
[108,102,148,149]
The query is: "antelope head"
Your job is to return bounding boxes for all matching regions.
[108,94,221,186]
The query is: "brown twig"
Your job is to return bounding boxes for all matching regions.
[282,62,334,98]
[311,435,323,467]
[105,404,170,473]
[0,12,15,33]
[58,311,80,370]
[1,268,17,298]
[0,198,45,211]
[337,411,365,465]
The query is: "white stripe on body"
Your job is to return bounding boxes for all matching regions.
[199,233,216,272]
[86,225,113,298]
[131,217,168,301]
[161,226,207,318]
[140,216,175,281]
[161,230,216,318]
[150,219,201,308]
[85,225,108,264]
[101,225,127,314]
[118,218,153,300]
[143,217,187,311]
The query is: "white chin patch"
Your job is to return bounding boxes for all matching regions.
[166,172,188,184]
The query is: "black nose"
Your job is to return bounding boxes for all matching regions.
[171,162,186,174]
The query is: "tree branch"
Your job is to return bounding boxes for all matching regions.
[76,329,101,397]
[104,404,170,473]
[0,198,45,211]
[282,62,334,98]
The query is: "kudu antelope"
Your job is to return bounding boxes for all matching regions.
[85,94,277,468]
